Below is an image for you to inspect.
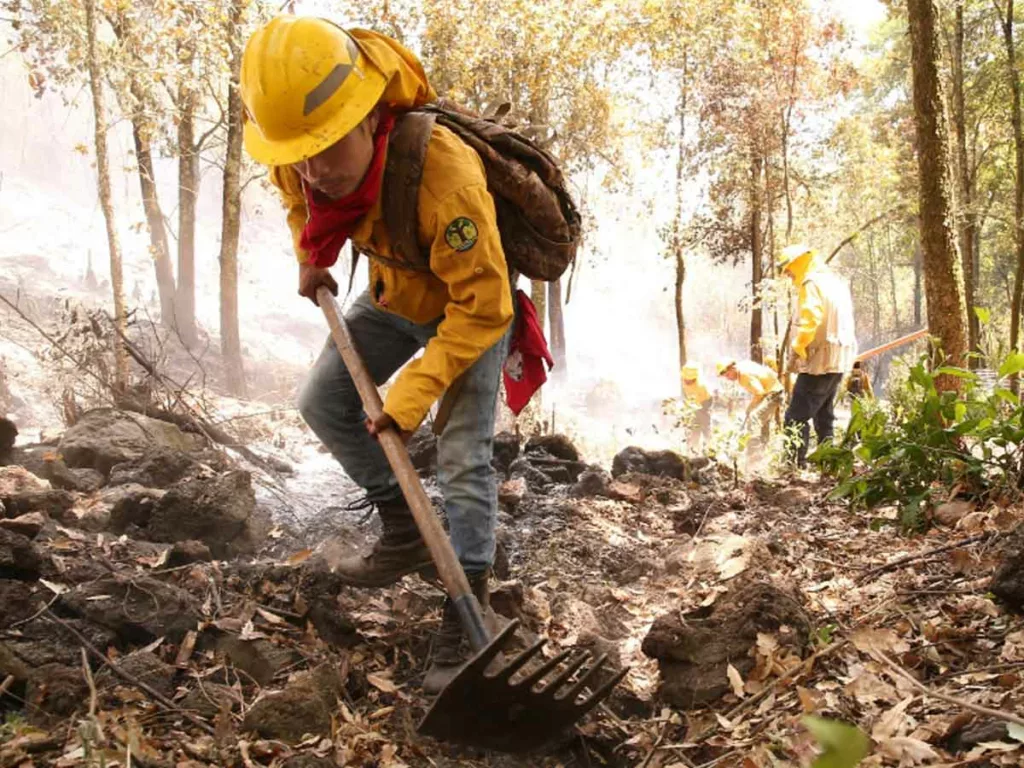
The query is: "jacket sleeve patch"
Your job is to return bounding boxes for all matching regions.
[444,217,479,252]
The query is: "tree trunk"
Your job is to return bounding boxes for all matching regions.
[175,71,200,348]
[672,60,689,390]
[108,11,175,327]
[219,0,246,397]
[129,85,175,326]
[749,153,764,364]
[84,0,128,393]
[907,0,969,385]
[530,280,546,335]
[547,279,566,382]
[952,1,979,365]
[913,240,923,327]
[1000,0,1024,368]
[674,251,687,378]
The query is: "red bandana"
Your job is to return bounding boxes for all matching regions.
[503,290,554,415]
[299,111,396,268]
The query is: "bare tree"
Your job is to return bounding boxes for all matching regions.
[84,0,128,393]
[219,0,247,397]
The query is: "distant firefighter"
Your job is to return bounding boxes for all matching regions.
[716,357,784,449]
[778,244,857,466]
[681,362,712,451]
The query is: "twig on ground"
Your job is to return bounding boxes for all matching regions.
[637,716,679,768]
[46,611,216,736]
[0,674,14,697]
[872,649,1024,729]
[8,592,62,629]
[686,638,851,747]
[856,533,994,584]
[930,661,1024,684]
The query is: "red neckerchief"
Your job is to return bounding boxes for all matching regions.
[503,290,554,415]
[299,111,396,268]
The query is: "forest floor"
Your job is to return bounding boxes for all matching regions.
[2,393,1024,767]
[2,286,1024,768]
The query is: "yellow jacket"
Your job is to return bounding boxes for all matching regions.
[270,30,514,431]
[789,252,858,375]
[735,361,783,409]
[682,376,711,406]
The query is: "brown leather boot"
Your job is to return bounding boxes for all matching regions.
[423,569,496,695]
[330,498,433,587]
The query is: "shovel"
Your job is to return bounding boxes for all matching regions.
[316,287,627,753]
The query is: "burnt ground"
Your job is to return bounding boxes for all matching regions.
[4,421,1024,768]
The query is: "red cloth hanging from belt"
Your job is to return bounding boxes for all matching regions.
[503,290,554,415]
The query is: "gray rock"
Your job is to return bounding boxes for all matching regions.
[60,575,200,644]
[642,583,810,708]
[491,431,521,476]
[108,447,208,488]
[167,540,213,567]
[0,527,47,580]
[58,409,204,476]
[99,650,177,697]
[572,468,612,498]
[525,434,580,462]
[38,457,104,492]
[101,483,165,532]
[242,666,345,743]
[0,511,47,539]
[612,446,689,480]
[147,470,255,557]
[180,682,237,718]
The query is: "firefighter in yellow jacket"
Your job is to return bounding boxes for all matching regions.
[240,16,514,692]
[716,358,784,447]
[779,244,857,466]
[681,362,712,451]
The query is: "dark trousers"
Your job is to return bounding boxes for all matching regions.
[784,372,843,466]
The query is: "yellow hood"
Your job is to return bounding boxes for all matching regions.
[350,29,437,111]
[784,248,820,285]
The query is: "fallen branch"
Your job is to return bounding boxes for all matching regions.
[872,649,1024,729]
[856,533,994,584]
[8,592,61,629]
[45,611,216,736]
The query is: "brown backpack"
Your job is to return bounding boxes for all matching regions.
[367,104,581,282]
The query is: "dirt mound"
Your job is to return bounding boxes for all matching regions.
[642,582,811,708]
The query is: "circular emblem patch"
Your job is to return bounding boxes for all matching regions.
[444,217,479,252]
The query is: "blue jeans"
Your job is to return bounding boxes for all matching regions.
[297,291,511,572]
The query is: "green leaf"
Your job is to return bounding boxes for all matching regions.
[935,366,977,381]
[999,352,1024,380]
[804,716,870,768]
[974,306,991,325]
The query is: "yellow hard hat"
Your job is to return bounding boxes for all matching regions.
[715,357,736,375]
[778,243,814,271]
[241,16,388,166]
[681,362,700,381]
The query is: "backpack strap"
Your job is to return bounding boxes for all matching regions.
[382,110,435,269]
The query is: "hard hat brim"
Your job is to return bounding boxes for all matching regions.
[243,64,388,166]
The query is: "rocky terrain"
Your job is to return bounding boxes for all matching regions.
[2,409,1024,767]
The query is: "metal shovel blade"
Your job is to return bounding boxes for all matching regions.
[418,620,629,753]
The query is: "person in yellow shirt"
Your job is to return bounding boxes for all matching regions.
[778,244,857,466]
[716,358,785,446]
[240,16,513,692]
[681,362,712,451]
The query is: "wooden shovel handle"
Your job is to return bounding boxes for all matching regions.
[315,287,489,648]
